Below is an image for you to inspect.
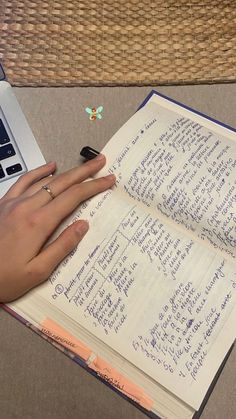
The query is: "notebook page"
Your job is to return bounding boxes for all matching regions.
[99,101,236,261]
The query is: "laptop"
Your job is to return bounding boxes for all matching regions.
[0,63,45,198]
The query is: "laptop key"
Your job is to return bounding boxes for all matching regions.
[0,164,5,178]
[0,144,16,161]
[6,163,23,176]
[0,119,10,144]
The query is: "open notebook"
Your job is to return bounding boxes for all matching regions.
[3,90,236,419]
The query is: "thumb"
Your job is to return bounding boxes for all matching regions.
[25,220,89,288]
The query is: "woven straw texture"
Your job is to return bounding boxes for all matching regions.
[0,0,235,86]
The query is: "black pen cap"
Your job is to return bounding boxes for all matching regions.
[80,146,100,160]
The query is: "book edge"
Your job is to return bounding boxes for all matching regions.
[1,304,160,419]
[138,90,236,133]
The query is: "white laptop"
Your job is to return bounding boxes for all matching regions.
[0,63,45,198]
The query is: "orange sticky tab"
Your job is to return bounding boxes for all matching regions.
[41,318,92,361]
[89,356,153,411]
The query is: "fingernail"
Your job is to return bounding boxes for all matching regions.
[106,174,116,181]
[94,153,105,161]
[46,161,56,167]
[75,220,89,235]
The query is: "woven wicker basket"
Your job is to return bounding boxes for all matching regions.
[0,0,235,86]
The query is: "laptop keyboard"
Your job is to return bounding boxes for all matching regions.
[0,114,26,182]
[0,144,16,161]
[0,118,10,144]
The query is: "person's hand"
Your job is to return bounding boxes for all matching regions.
[0,154,115,303]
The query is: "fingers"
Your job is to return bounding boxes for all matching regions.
[38,173,116,236]
[3,162,56,200]
[53,173,116,217]
[21,175,57,198]
[24,220,89,289]
[29,154,107,208]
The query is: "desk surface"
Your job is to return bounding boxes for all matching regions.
[0,84,236,419]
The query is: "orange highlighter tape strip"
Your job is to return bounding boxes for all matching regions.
[89,356,153,410]
[41,318,153,411]
[41,318,92,361]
